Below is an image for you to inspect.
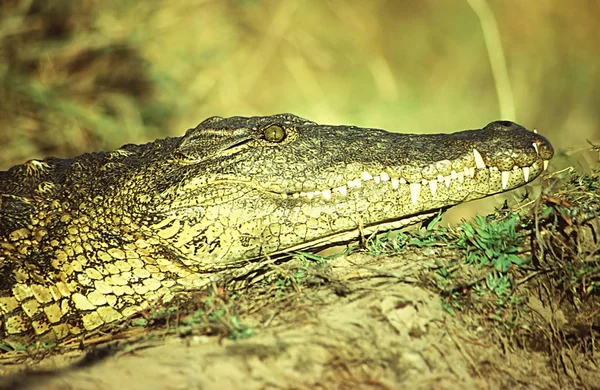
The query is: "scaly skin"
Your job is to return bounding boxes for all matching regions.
[0,114,553,344]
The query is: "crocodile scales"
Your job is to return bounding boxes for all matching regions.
[0,114,554,344]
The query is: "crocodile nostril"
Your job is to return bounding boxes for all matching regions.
[498,120,514,128]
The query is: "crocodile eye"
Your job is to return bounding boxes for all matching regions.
[263,124,286,143]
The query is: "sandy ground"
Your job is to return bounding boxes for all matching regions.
[1,243,598,390]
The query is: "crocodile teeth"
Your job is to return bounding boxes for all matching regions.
[543,160,549,170]
[399,178,407,184]
[437,174,444,183]
[348,178,361,188]
[457,171,464,184]
[429,180,438,197]
[522,167,530,183]
[337,185,347,196]
[306,192,315,200]
[501,171,510,189]
[322,189,332,200]
[380,172,390,181]
[444,175,451,188]
[293,193,300,199]
[391,178,399,190]
[451,170,458,179]
[410,183,421,204]
[464,166,477,178]
[361,171,373,181]
[533,129,538,134]
[473,148,486,169]
[374,175,381,184]
[532,142,539,154]
[421,179,428,185]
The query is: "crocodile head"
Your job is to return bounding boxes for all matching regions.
[140,114,553,265]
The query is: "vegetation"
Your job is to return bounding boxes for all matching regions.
[131,287,254,341]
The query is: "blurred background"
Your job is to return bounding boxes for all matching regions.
[0,0,598,217]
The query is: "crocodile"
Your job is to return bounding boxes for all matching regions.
[0,114,553,344]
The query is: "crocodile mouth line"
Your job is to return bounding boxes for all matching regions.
[286,147,551,203]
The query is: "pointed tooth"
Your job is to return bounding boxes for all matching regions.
[421,179,428,185]
[361,171,373,181]
[444,175,451,188]
[543,160,549,170]
[437,174,444,183]
[522,167,530,183]
[380,172,390,181]
[532,142,539,154]
[429,180,438,197]
[533,129,538,134]
[322,189,331,200]
[338,185,347,196]
[464,166,470,176]
[374,175,381,184]
[501,171,510,189]
[293,192,300,199]
[306,192,315,200]
[473,148,486,169]
[347,180,355,188]
[468,167,475,177]
[399,178,407,184]
[354,178,362,188]
[300,192,307,197]
[457,171,464,184]
[451,170,458,179]
[410,183,421,204]
[391,178,399,190]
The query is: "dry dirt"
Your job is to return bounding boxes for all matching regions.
[0,170,598,390]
